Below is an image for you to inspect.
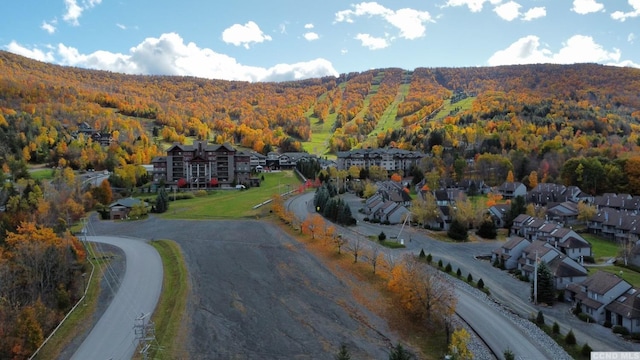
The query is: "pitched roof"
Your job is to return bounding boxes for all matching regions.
[579,271,628,295]
[606,288,640,319]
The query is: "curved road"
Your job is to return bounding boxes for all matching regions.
[71,236,163,360]
[288,192,563,358]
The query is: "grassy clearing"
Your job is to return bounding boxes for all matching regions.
[432,97,475,121]
[30,168,55,180]
[146,240,189,360]
[581,233,619,260]
[159,171,302,219]
[368,83,410,140]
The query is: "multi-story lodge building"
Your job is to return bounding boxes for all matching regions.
[152,142,251,188]
[336,148,425,172]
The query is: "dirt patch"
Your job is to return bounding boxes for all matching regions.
[88,216,400,359]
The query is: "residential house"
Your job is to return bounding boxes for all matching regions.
[546,201,579,226]
[605,287,640,332]
[518,240,588,290]
[548,227,592,261]
[336,148,425,173]
[588,209,640,244]
[492,236,531,270]
[108,197,148,220]
[527,183,591,206]
[364,194,386,215]
[496,181,527,200]
[373,201,410,225]
[594,193,640,212]
[488,204,510,228]
[566,271,633,324]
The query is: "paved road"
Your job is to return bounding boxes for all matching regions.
[287,192,640,356]
[71,236,163,360]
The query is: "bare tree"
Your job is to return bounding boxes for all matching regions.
[334,233,347,254]
[349,236,362,263]
[368,245,381,274]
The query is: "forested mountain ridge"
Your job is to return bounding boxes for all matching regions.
[2,50,640,359]
[2,50,640,193]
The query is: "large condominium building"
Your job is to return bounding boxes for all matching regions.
[336,148,425,173]
[152,142,251,188]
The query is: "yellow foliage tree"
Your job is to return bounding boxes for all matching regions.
[448,328,473,360]
[388,256,456,326]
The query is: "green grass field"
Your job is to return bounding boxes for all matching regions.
[581,233,620,260]
[159,171,303,219]
[30,168,55,180]
[432,96,475,121]
[590,266,640,288]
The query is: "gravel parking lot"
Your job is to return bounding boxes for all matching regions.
[89,216,400,359]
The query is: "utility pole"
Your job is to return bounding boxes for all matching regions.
[533,250,538,305]
[134,313,158,360]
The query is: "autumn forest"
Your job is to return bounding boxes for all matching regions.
[1,50,640,358]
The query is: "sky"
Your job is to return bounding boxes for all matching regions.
[1,0,639,82]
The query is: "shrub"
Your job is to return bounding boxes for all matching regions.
[378,231,386,242]
[456,268,462,277]
[536,311,545,325]
[581,343,592,357]
[194,189,208,197]
[477,278,485,290]
[604,320,612,328]
[503,349,515,360]
[565,330,576,345]
[444,263,452,273]
[578,313,594,323]
[382,220,390,225]
[363,217,369,222]
[467,273,473,283]
[438,259,443,268]
[426,253,432,264]
[613,325,630,336]
[447,219,469,241]
[476,219,497,239]
[552,322,560,334]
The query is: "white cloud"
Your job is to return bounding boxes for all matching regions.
[304,32,319,41]
[335,2,432,41]
[355,33,390,50]
[442,0,502,13]
[5,33,338,82]
[494,1,521,21]
[628,33,636,44]
[222,21,272,49]
[611,0,640,21]
[41,20,57,34]
[487,35,634,67]
[63,0,102,26]
[5,41,56,62]
[304,23,314,29]
[522,7,546,21]
[572,0,605,15]
[116,23,126,30]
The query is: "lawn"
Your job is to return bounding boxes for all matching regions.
[581,233,620,261]
[159,171,303,219]
[30,168,55,180]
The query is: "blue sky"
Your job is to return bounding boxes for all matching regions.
[2,0,639,82]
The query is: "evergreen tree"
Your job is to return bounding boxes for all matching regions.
[155,187,169,213]
[388,343,414,360]
[447,219,469,241]
[418,248,426,258]
[476,219,497,239]
[335,343,351,360]
[531,261,555,305]
[506,195,526,228]
[379,231,387,242]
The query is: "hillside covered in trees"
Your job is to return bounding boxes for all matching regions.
[1,49,640,358]
[2,49,640,192]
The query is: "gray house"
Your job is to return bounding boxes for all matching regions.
[566,271,633,324]
[496,181,527,200]
[605,287,640,332]
[492,236,530,270]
